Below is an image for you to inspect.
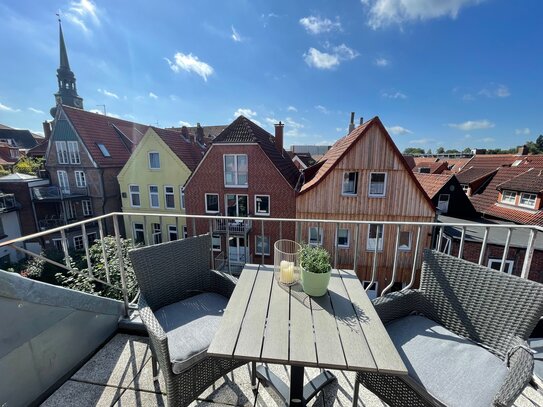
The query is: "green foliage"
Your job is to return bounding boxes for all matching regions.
[403,147,425,155]
[300,244,331,274]
[426,149,432,155]
[13,156,44,176]
[0,165,10,176]
[462,147,472,153]
[20,249,66,285]
[436,147,445,154]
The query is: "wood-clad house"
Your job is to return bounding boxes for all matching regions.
[297,117,436,296]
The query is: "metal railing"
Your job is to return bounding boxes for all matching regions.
[214,218,252,234]
[0,193,18,212]
[0,211,541,316]
[32,185,89,200]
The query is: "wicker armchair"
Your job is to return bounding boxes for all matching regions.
[129,234,247,407]
[354,249,543,407]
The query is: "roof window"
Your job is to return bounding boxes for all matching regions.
[97,143,111,157]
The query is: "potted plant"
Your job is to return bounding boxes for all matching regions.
[300,244,332,296]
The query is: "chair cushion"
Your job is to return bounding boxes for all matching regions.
[155,292,228,375]
[386,315,509,407]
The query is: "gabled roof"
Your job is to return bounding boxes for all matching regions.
[456,167,497,185]
[300,117,435,208]
[413,173,453,199]
[0,129,38,149]
[445,157,472,172]
[470,167,528,213]
[463,154,523,168]
[413,161,448,174]
[27,140,48,157]
[151,127,206,171]
[402,155,416,169]
[496,168,543,194]
[60,105,150,167]
[212,116,300,188]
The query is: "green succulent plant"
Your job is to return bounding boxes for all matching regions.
[300,244,331,274]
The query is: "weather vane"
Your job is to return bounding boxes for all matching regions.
[56,9,61,23]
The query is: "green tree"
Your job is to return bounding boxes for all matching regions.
[13,156,44,176]
[445,149,460,154]
[436,147,445,154]
[536,135,543,152]
[403,147,425,155]
[426,149,433,155]
[0,165,10,176]
[462,147,472,154]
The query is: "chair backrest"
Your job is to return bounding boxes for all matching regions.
[420,249,543,355]
[129,234,212,310]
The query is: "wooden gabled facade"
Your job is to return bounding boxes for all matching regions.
[297,117,435,295]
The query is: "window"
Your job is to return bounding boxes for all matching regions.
[488,259,514,275]
[52,238,63,251]
[67,141,80,164]
[308,226,323,246]
[255,235,270,255]
[461,184,469,193]
[55,141,68,164]
[369,173,387,197]
[399,231,411,251]
[205,193,219,213]
[437,194,450,213]
[337,228,350,248]
[519,192,537,209]
[164,186,175,209]
[149,185,159,208]
[439,235,452,255]
[148,152,160,169]
[87,233,97,245]
[212,235,221,251]
[97,143,110,157]
[9,149,19,158]
[168,225,178,241]
[418,167,431,174]
[129,185,140,207]
[255,195,270,216]
[501,190,516,205]
[65,201,76,220]
[224,154,248,186]
[82,200,93,216]
[367,224,384,251]
[363,281,379,300]
[183,226,188,238]
[73,235,84,251]
[152,223,162,245]
[180,187,185,209]
[75,171,86,188]
[342,172,358,195]
[226,194,248,217]
[133,223,145,244]
[57,170,70,194]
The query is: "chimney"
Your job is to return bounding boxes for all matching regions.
[348,112,355,133]
[274,121,284,156]
[517,145,528,155]
[42,121,52,140]
[359,117,364,126]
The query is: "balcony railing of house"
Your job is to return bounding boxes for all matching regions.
[38,216,66,230]
[32,185,89,200]
[0,193,19,212]
[0,211,541,317]
[214,217,252,234]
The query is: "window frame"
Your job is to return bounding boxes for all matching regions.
[254,194,270,216]
[212,234,221,252]
[336,228,350,248]
[225,194,248,217]
[129,184,141,208]
[97,143,111,157]
[342,171,358,196]
[164,185,175,209]
[75,171,86,188]
[519,192,537,209]
[148,151,160,170]
[82,199,93,217]
[133,223,145,245]
[57,170,70,194]
[67,141,80,164]
[205,193,220,214]
[180,187,185,210]
[55,141,68,164]
[461,184,469,193]
[73,235,84,251]
[362,281,379,300]
[487,258,514,275]
[168,224,178,241]
[398,231,412,251]
[368,172,387,198]
[223,154,248,187]
[366,224,384,252]
[501,190,517,205]
[255,235,271,256]
[149,185,160,208]
[152,222,162,245]
[308,226,323,246]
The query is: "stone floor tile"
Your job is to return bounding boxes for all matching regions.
[41,380,123,407]
[197,363,257,406]
[115,389,166,406]
[126,356,167,394]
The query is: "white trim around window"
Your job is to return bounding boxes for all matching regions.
[519,192,537,209]
[501,190,517,205]
[180,187,185,210]
[67,141,80,164]
[129,184,141,208]
[368,172,387,197]
[73,235,84,251]
[254,195,270,216]
[342,171,358,196]
[149,185,159,208]
[366,224,384,251]
[212,234,221,252]
[223,154,248,187]
[168,224,178,241]
[487,259,514,275]
[398,231,412,251]
[57,170,70,194]
[308,226,323,246]
[164,185,175,209]
[205,193,220,214]
[255,235,271,256]
[82,199,93,217]
[55,141,68,164]
[336,228,350,248]
[148,151,160,169]
[75,171,86,188]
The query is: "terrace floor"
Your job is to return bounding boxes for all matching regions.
[42,334,543,407]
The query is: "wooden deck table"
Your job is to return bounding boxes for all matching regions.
[208,264,407,406]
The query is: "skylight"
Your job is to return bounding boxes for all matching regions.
[97,143,111,157]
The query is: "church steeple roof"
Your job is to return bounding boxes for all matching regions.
[59,20,70,70]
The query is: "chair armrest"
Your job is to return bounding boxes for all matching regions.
[209,269,238,298]
[138,295,172,373]
[493,336,534,407]
[372,289,427,325]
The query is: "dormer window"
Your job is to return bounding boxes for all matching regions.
[519,193,537,209]
[418,167,431,174]
[501,190,516,205]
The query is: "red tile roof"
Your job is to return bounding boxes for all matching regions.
[61,105,150,167]
[455,167,497,185]
[413,173,453,199]
[403,155,416,169]
[496,167,543,194]
[464,154,523,168]
[445,157,472,172]
[151,127,205,172]
[413,161,448,174]
[412,157,438,166]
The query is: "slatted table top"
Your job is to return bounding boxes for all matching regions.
[208,264,408,375]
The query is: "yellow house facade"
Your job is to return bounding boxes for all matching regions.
[117,127,205,245]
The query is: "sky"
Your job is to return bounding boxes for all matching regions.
[0,0,541,151]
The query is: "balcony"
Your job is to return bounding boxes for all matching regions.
[0,193,19,212]
[214,217,252,235]
[32,185,89,201]
[0,212,541,406]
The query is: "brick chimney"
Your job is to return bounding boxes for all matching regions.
[359,117,364,125]
[274,122,284,156]
[517,145,528,155]
[42,121,52,140]
[348,112,355,133]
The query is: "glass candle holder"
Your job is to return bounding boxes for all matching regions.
[274,239,301,285]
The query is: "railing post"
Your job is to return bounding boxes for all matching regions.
[367,224,379,295]
[521,229,537,279]
[353,224,360,273]
[98,219,111,284]
[261,219,265,265]
[113,214,130,317]
[499,228,512,273]
[334,222,339,269]
[60,229,71,269]
[405,226,421,290]
[81,223,93,277]
[192,218,196,237]
[296,221,302,244]
[458,226,466,259]
[209,219,214,269]
[382,225,400,296]
[478,227,489,265]
[437,226,444,251]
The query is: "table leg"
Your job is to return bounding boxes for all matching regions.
[289,365,304,406]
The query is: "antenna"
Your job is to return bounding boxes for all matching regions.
[96,104,107,116]
[56,9,61,23]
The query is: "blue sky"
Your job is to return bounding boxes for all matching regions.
[0,0,541,151]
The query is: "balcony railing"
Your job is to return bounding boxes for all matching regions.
[214,217,252,234]
[0,193,18,212]
[32,185,89,200]
[0,211,541,317]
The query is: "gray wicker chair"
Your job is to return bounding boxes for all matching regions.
[129,234,247,407]
[354,249,543,407]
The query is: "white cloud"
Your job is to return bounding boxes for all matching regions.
[481,137,495,143]
[375,57,389,66]
[89,109,119,118]
[265,117,278,127]
[285,117,305,137]
[409,138,436,145]
[515,128,531,135]
[287,106,298,112]
[478,84,510,98]
[315,105,330,114]
[447,120,495,131]
[382,91,407,99]
[234,108,257,119]
[336,127,345,132]
[299,16,342,34]
[462,93,475,101]
[0,102,20,112]
[28,107,44,114]
[169,94,178,102]
[179,120,193,127]
[304,44,358,69]
[97,88,119,99]
[65,0,101,33]
[165,52,214,81]
[148,92,158,99]
[361,0,485,29]
[387,126,412,135]
[231,25,243,42]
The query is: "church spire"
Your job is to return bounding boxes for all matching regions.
[51,16,84,117]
